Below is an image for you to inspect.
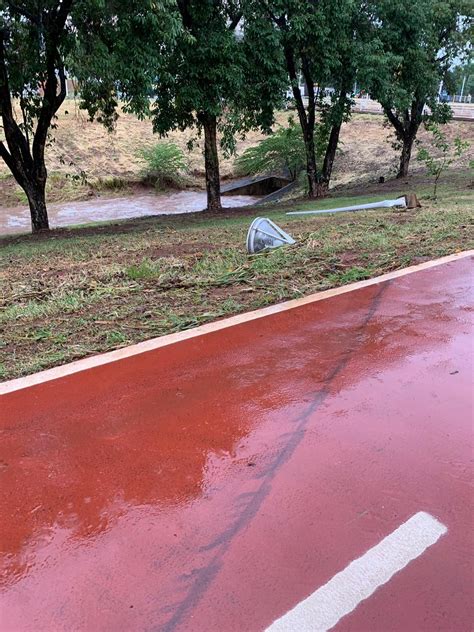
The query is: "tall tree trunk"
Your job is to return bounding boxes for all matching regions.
[1,138,50,231]
[0,143,50,231]
[397,132,416,179]
[300,56,321,198]
[322,122,342,184]
[24,177,49,232]
[199,112,222,212]
[282,44,322,198]
[321,85,351,187]
[302,129,319,197]
[384,101,423,180]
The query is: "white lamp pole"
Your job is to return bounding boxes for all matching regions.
[460,76,466,101]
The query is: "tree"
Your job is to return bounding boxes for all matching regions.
[248,0,374,197]
[367,0,470,178]
[0,0,74,232]
[0,0,178,233]
[319,1,379,185]
[151,0,285,212]
[253,0,326,197]
[417,122,469,198]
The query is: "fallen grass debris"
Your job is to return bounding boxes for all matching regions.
[1,172,472,380]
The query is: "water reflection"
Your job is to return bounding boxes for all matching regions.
[1,264,471,630]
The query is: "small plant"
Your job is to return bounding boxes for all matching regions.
[106,330,128,345]
[139,142,188,189]
[125,259,159,280]
[235,117,306,181]
[65,170,89,186]
[417,123,470,199]
[59,155,89,185]
[94,176,127,191]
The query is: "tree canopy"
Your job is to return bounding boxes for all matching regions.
[366,0,471,177]
[1,0,471,233]
[243,0,379,196]
[0,0,178,231]
[149,0,286,211]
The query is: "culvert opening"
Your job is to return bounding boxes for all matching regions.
[221,175,292,197]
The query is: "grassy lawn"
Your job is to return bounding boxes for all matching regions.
[1,170,473,381]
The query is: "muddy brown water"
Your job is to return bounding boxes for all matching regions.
[0,191,260,235]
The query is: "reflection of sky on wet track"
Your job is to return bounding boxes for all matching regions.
[1,254,472,632]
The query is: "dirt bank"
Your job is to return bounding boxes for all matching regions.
[1,106,472,207]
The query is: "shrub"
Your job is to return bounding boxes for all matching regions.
[139,142,188,189]
[417,123,470,199]
[235,118,306,181]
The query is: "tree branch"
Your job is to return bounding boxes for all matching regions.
[228,12,242,31]
[56,60,67,106]
[0,26,33,172]
[0,140,15,173]
[257,0,284,30]
[4,1,40,25]
[301,53,315,130]
[176,0,192,29]
[383,105,405,138]
[32,0,73,165]
[55,0,74,33]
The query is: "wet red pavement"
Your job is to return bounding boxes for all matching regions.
[1,254,473,631]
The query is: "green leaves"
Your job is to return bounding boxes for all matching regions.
[72,0,182,128]
[235,117,306,180]
[417,122,470,197]
[368,0,466,120]
[363,0,468,176]
[139,141,189,189]
[149,0,285,147]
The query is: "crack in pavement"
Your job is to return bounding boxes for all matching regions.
[160,281,391,632]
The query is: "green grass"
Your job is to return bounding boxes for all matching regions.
[1,172,473,380]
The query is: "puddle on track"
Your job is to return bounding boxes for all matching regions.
[0,191,260,235]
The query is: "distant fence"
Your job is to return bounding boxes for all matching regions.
[353,97,474,121]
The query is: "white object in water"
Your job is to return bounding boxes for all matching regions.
[246,217,296,254]
[286,196,407,216]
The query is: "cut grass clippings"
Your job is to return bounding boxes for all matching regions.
[1,172,473,381]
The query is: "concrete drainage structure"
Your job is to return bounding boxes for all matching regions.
[221,174,297,205]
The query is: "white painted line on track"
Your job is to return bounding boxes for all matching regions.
[266,511,447,632]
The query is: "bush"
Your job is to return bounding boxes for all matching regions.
[235,118,306,181]
[139,142,188,189]
[417,123,469,199]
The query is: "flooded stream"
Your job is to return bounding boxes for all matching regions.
[0,191,260,235]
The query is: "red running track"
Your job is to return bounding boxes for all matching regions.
[1,254,473,631]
